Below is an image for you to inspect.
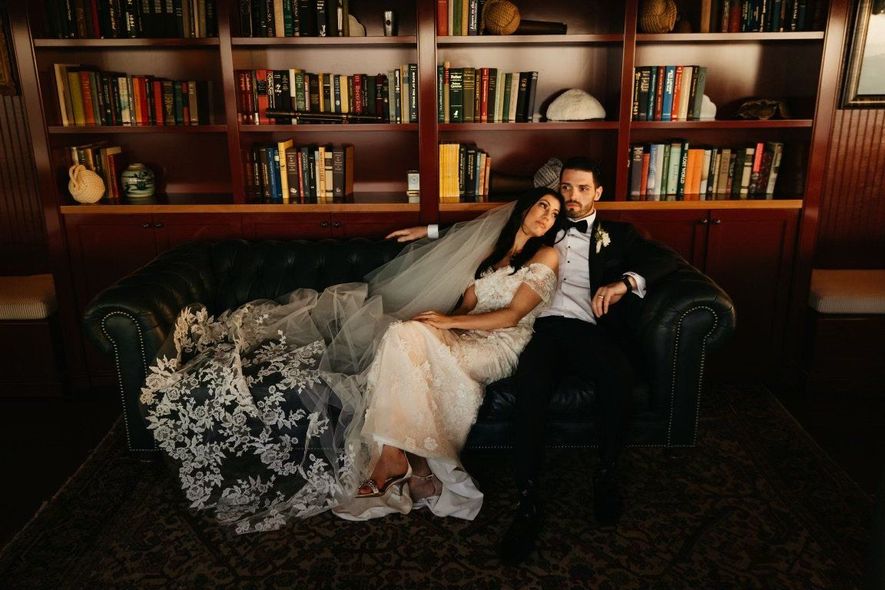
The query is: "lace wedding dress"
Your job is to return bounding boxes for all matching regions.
[336,262,556,520]
[137,202,556,532]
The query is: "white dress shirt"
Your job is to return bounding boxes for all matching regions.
[540,211,646,324]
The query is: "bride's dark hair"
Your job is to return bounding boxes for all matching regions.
[475,188,566,278]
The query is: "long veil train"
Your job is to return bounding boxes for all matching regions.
[139,202,515,532]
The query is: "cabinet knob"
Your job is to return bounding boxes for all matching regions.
[332,221,342,228]
[320,221,330,228]
[698,218,709,225]
[153,222,164,229]
[142,222,151,229]
[712,218,722,225]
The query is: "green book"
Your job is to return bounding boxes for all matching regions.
[463,68,475,123]
[449,68,463,123]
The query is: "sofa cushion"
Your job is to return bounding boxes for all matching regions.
[0,274,57,320]
[809,269,885,314]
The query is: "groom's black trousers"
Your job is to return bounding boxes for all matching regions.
[512,315,633,490]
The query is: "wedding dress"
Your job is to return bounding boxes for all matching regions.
[138,202,554,533]
[336,262,556,521]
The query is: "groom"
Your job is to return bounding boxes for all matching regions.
[388,157,679,563]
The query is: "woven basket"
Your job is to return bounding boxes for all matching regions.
[639,0,677,33]
[482,0,520,35]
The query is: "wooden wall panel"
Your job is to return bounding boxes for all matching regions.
[0,95,47,273]
[816,108,885,268]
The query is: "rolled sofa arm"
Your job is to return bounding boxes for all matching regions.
[637,264,736,447]
[83,241,217,453]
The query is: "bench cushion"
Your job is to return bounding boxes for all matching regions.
[809,269,885,315]
[0,274,57,320]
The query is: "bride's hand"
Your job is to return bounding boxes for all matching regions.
[412,311,456,329]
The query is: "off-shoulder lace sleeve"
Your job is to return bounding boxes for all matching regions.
[521,263,557,303]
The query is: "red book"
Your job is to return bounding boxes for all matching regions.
[78,70,97,125]
[728,1,741,32]
[296,151,305,203]
[671,65,684,120]
[353,74,363,114]
[181,81,191,125]
[152,79,164,125]
[437,0,448,36]
[88,0,101,38]
[640,152,650,196]
[137,77,150,126]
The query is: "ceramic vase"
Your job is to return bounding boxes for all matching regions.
[121,163,156,198]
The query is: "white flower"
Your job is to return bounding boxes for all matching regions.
[594,226,612,254]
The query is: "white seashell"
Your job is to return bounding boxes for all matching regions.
[700,95,717,120]
[348,14,366,36]
[68,164,105,204]
[545,89,606,121]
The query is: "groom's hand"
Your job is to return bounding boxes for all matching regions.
[592,279,631,317]
[386,226,428,242]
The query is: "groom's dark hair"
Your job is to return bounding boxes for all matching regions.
[475,188,566,279]
[561,156,604,189]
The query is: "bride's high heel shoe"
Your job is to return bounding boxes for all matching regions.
[333,451,413,521]
[410,472,443,509]
[355,463,413,499]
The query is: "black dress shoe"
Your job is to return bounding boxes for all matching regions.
[500,491,541,564]
[592,467,623,526]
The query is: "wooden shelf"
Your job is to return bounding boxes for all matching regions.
[437,34,622,46]
[440,121,618,131]
[48,125,228,134]
[33,38,220,47]
[439,199,804,212]
[239,123,418,133]
[636,32,825,43]
[59,192,420,213]
[630,120,814,129]
[231,36,416,47]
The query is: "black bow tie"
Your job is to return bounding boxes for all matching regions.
[565,219,589,233]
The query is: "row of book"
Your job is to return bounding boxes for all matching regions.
[628,141,784,200]
[237,0,351,37]
[436,0,485,36]
[54,64,213,127]
[440,65,539,124]
[631,66,708,122]
[243,141,354,203]
[697,0,824,33]
[66,141,125,200]
[439,143,491,202]
[236,67,417,125]
[44,0,218,39]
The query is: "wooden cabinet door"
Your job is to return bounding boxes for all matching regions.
[615,210,709,268]
[335,211,422,238]
[64,214,158,377]
[241,213,332,240]
[704,209,799,377]
[153,213,243,252]
[64,214,158,311]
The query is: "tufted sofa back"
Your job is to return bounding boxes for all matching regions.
[162,239,406,315]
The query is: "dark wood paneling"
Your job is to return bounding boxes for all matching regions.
[0,96,47,273]
[816,108,885,268]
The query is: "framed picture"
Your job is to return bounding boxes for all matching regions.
[841,0,885,107]
[0,4,18,96]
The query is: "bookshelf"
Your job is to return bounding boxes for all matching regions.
[8,0,848,386]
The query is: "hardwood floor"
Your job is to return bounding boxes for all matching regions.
[0,382,882,549]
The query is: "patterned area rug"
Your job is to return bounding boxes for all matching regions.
[0,385,872,589]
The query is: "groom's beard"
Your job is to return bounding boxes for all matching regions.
[566,202,595,219]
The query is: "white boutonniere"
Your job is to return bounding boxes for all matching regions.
[594,225,611,254]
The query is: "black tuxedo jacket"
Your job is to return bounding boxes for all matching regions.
[585,218,680,297]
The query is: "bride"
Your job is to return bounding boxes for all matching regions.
[140,188,564,533]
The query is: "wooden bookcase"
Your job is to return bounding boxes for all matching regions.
[7,0,849,388]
